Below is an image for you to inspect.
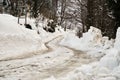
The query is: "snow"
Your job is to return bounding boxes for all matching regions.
[114,27,120,51]
[0,14,47,61]
[43,76,56,80]
[99,48,120,69]
[60,26,114,58]
[0,14,74,80]
[60,32,81,49]
[59,26,120,80]
[0,14,23,34]
[100,77,116,80]
[60,26,102,51]
[1,14,120,80]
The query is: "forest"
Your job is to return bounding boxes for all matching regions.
[0,0,120,39]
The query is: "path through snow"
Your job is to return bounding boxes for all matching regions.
[0,35,98,80]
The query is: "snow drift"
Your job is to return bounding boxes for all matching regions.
[58,26,120,80]
[0,14,46,61]
[60,27,114,57]
[114,27,120,51]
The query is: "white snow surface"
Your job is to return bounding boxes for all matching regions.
[60,26,114,57]
[1,14,120,80]
[99,48,120,69]
[114,27,120,51]
[59,26,120,80]
[0,14,46,61]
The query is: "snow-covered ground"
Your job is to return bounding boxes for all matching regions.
[61,27,116,61]
[0,14,120,80]
[0,14,47,61]
[59,27,120,80]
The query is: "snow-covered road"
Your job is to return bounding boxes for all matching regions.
[0,35,98,80]
[1,14,120,80]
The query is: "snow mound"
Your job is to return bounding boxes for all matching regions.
[99,48,120,69]
[57,27,120,80]
[60,27,113,57]
[114,27,120,51]
[0,14,23,34]
[0,14,46,61]
[60,27,103,51]
[82,26,102,45]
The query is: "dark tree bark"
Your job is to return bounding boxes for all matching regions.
[51,0,58,22]
[82,0,117,39]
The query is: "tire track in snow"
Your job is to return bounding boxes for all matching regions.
[0,35,68,79]
[0,35,63,62]
[38,48,97,79]
[0,35,63,72]
[0,35,98,80]
[35,36,98,79]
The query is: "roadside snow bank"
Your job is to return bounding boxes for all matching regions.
[99,48,120,69]
[0,14,46,61]
[58,27,120,80]
[0,14,23,34]
[114,27,120,51]
[60,27,114,57]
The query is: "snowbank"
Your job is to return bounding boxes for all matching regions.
[58,26,120,80]
[114,27,120,51]
[99,48,120,69]
[1,14,120,80]
[0,14,46,61]
[41,27,120,80]
[60,27,114,57]
[60,27,102,51]
[0,14,23,34]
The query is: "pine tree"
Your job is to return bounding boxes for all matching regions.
[107,0,120,38]
[81,0,118,38]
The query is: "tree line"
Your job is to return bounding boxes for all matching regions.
[1,0,120,39]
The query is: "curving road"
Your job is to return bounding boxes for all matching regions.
[0,35,98,80]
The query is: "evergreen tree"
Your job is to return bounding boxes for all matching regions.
[107,0,120,38]
[31,0,58,21]
[82,0,118,38]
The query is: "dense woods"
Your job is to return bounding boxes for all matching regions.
[0,0,120,38]
[84,0,119,39]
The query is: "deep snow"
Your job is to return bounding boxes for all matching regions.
[0,14,120,80]
[59,26,120,80]
[0,14,47,61]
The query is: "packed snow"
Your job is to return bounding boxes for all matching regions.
[59,27,120,80]
[60,26,114,57]
[114,27,120,51]
[0,14,120,80]
[0,14,47,61]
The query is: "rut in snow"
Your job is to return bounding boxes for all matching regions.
[0,35,98,80]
